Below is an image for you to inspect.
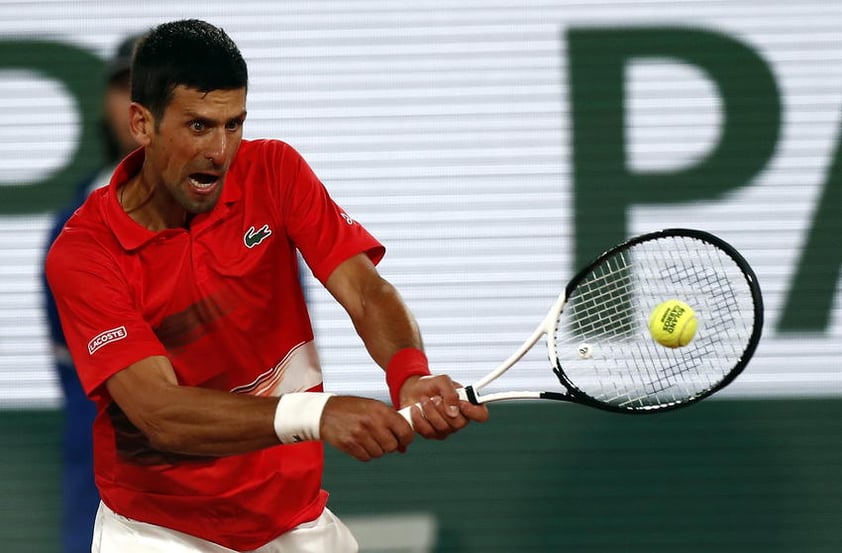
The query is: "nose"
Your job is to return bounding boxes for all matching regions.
[204,130,227,167]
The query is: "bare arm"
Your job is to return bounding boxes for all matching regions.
[324,253,423,367]
[106,353,415,461]
[324,254,488,436]
[105,355,280,457]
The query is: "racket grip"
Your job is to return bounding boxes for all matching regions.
[397,387,471,429]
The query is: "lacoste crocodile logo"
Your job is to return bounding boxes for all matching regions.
[244,224,272,248]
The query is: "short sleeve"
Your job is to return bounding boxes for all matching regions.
[272,143,385,283]
[45,232,167,400]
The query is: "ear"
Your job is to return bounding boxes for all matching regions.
[128,103,154,147]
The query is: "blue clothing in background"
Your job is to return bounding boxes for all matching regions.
[42,170,109,553]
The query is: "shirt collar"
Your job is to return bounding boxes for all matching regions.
[103,148,159,252]
[103,146,245,252]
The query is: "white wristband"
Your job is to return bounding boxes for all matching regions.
[273,392,334,444]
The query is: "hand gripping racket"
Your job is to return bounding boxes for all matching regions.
[399,228,763,422]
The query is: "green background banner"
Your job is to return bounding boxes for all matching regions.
[0,40,104,212]
[3,401,840,551]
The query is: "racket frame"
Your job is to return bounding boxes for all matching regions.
[399,228,764,423]
[462,228,764,413]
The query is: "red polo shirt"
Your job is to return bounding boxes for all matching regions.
[46,139,384,550]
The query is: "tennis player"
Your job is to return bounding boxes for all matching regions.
[46,19,487,553]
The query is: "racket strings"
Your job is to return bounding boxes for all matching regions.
[567,256,638,339]
[552,235,758,411]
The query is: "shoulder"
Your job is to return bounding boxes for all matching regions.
[238,138,295,154]
[230,139,313,198]
[234,139,304,168]
[46,170,103,240]
[47,204,80,245]
[47,192,114,272]
[46,226,122,306]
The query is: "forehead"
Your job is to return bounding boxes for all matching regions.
[165,85,247,119]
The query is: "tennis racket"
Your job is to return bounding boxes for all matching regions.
[399,228,763,423]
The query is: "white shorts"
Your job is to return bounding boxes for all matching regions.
[91,501,359,553]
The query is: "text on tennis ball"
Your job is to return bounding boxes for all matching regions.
[649,300,697,348]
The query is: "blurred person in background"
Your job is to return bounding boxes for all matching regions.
[41,32,142,553]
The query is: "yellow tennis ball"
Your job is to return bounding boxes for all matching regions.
[648,299,697,348]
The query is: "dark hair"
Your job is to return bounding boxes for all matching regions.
[131,19,248,121]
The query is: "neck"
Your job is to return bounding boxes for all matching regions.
[120,173,188,231]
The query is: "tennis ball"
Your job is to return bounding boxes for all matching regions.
[648,299,697,348]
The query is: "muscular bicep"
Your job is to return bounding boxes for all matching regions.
[103,355,280,457]
[104,355,182,448]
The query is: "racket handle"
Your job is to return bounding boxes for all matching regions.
[397,387,471,429]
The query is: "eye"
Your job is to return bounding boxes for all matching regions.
[190,120,206,132]
[225,119,242,132]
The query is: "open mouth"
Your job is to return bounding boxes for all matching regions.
[188,172,220,192]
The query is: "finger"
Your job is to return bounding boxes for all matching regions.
[345,441,373,462]
[396,415,416,444]
[415,396,453,436]
[428,395,471,434]
[460,401,489,423]
[368,409,418,454]
[408,402,436,436]
[444,402,461,419]
[430,394,467,426]
[388,410,415,451]
[358,434,387,459]
[433,378,468,419]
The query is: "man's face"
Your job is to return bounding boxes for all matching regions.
[143,85,247,215]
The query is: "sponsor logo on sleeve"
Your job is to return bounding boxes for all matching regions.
[88,326,128,355]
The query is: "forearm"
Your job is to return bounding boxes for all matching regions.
[106,354,309,457]
[326,253,431,405]
[325,255,487,438]
[125,382,282,457]
[347,277,438,409]
[349,276,423,368]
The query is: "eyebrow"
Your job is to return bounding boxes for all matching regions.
[184,110,247,124]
